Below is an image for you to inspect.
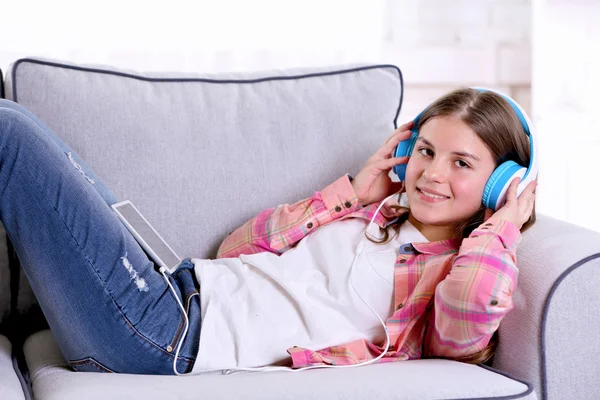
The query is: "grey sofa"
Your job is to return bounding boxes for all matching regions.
[0,57,598,400]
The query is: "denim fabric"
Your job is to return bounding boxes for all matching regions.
[0,99,200,374]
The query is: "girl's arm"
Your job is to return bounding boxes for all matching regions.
[217,123,415,259]
[216,175,360,258]
[424,177,536,359]
[423,217,521,359]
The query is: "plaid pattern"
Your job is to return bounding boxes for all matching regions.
[217,175,521,367]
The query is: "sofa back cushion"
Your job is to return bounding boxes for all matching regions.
[5,58,403,257]
[2,58,403,321]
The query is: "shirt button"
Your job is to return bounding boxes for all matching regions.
[485,223,492,227]
[307,222,313,229]
[472,235,478,238]
[399,258,406,263]
[403,245,412,252]
[344,201,352,208]
[490,299,498,306]
[396,303,404,310]
[335,206,342,212]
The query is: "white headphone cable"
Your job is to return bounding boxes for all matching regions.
[159,267,193,376]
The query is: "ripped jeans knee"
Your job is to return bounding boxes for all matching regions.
[120,252,150,292]
[67,152,96,184]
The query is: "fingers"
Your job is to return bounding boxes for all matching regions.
[526,179,537,194]
[365,122,415,174]
[524,195,535,220]
[396,120,415,133]
[505,177,521,205]
[515,179,536,204]
[519,180,537,218]
[505,179,536,226]
[384,121,414,145]
[379,156,409,171]
[379,127,414,158]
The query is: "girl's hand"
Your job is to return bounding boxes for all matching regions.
[352,121,414,206]
[483,178,537,230]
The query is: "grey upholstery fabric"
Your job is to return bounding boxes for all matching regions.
[494,214,600,399]
[6,58,401,258]
[24,329,535,400]
[3,57,402,321]
[544,259,600,400]
[0,334,25,400]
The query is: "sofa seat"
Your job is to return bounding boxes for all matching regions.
[0,334,25,400]
[24,330,535,400]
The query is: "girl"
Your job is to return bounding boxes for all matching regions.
[0,88,536,376]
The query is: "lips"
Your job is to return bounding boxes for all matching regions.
[417,187,450,199]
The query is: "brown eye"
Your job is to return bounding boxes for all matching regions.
[418,148,433,157]
[455,159,470,168]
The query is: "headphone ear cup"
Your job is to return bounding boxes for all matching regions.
[392,131,418,181]
[483,161,527,210]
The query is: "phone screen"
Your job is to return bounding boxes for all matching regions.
[113,202,181,272]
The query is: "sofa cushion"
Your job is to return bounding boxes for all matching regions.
[24,329,534,400]
[5,57,403,259]
[0,334,26,400]
[3,57,403,322]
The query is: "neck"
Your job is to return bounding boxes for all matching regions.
[408,213,458,242]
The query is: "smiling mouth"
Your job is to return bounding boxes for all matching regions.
[417,188,450,200]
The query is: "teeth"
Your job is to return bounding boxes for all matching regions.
[420,189,446,199]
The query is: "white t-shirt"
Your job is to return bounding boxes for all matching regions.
[191,217,426,373]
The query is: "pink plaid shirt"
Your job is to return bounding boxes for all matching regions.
[217,175,521,367]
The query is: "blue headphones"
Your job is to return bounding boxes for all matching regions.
[392,88,538,211]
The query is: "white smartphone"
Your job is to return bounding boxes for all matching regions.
[111,200,182,274]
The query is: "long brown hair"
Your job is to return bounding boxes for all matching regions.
[371,88,536,364]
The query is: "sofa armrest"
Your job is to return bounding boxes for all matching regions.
[493,213,600,400]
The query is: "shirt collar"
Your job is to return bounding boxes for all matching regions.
[411,239,461,255]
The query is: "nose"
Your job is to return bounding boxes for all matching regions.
[422,158,448,183]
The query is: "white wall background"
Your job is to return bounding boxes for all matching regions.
[532,0,600,232]
[1,0,597,231]
[0,0,387,72]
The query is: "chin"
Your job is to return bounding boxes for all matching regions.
[410,202,472,225]
[409,206,447,226]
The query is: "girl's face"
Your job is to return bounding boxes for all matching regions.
[405,115,496,241]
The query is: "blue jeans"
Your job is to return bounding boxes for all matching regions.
[0,99,200,374]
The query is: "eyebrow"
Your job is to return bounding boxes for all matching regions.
[417,137,481,162]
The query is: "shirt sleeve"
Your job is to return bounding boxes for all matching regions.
[287,339,390,368]
[216,175,360,258]
[423,217,522,359]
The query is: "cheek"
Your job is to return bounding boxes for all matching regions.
[453,175,488,203]
[404,157,420,184]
